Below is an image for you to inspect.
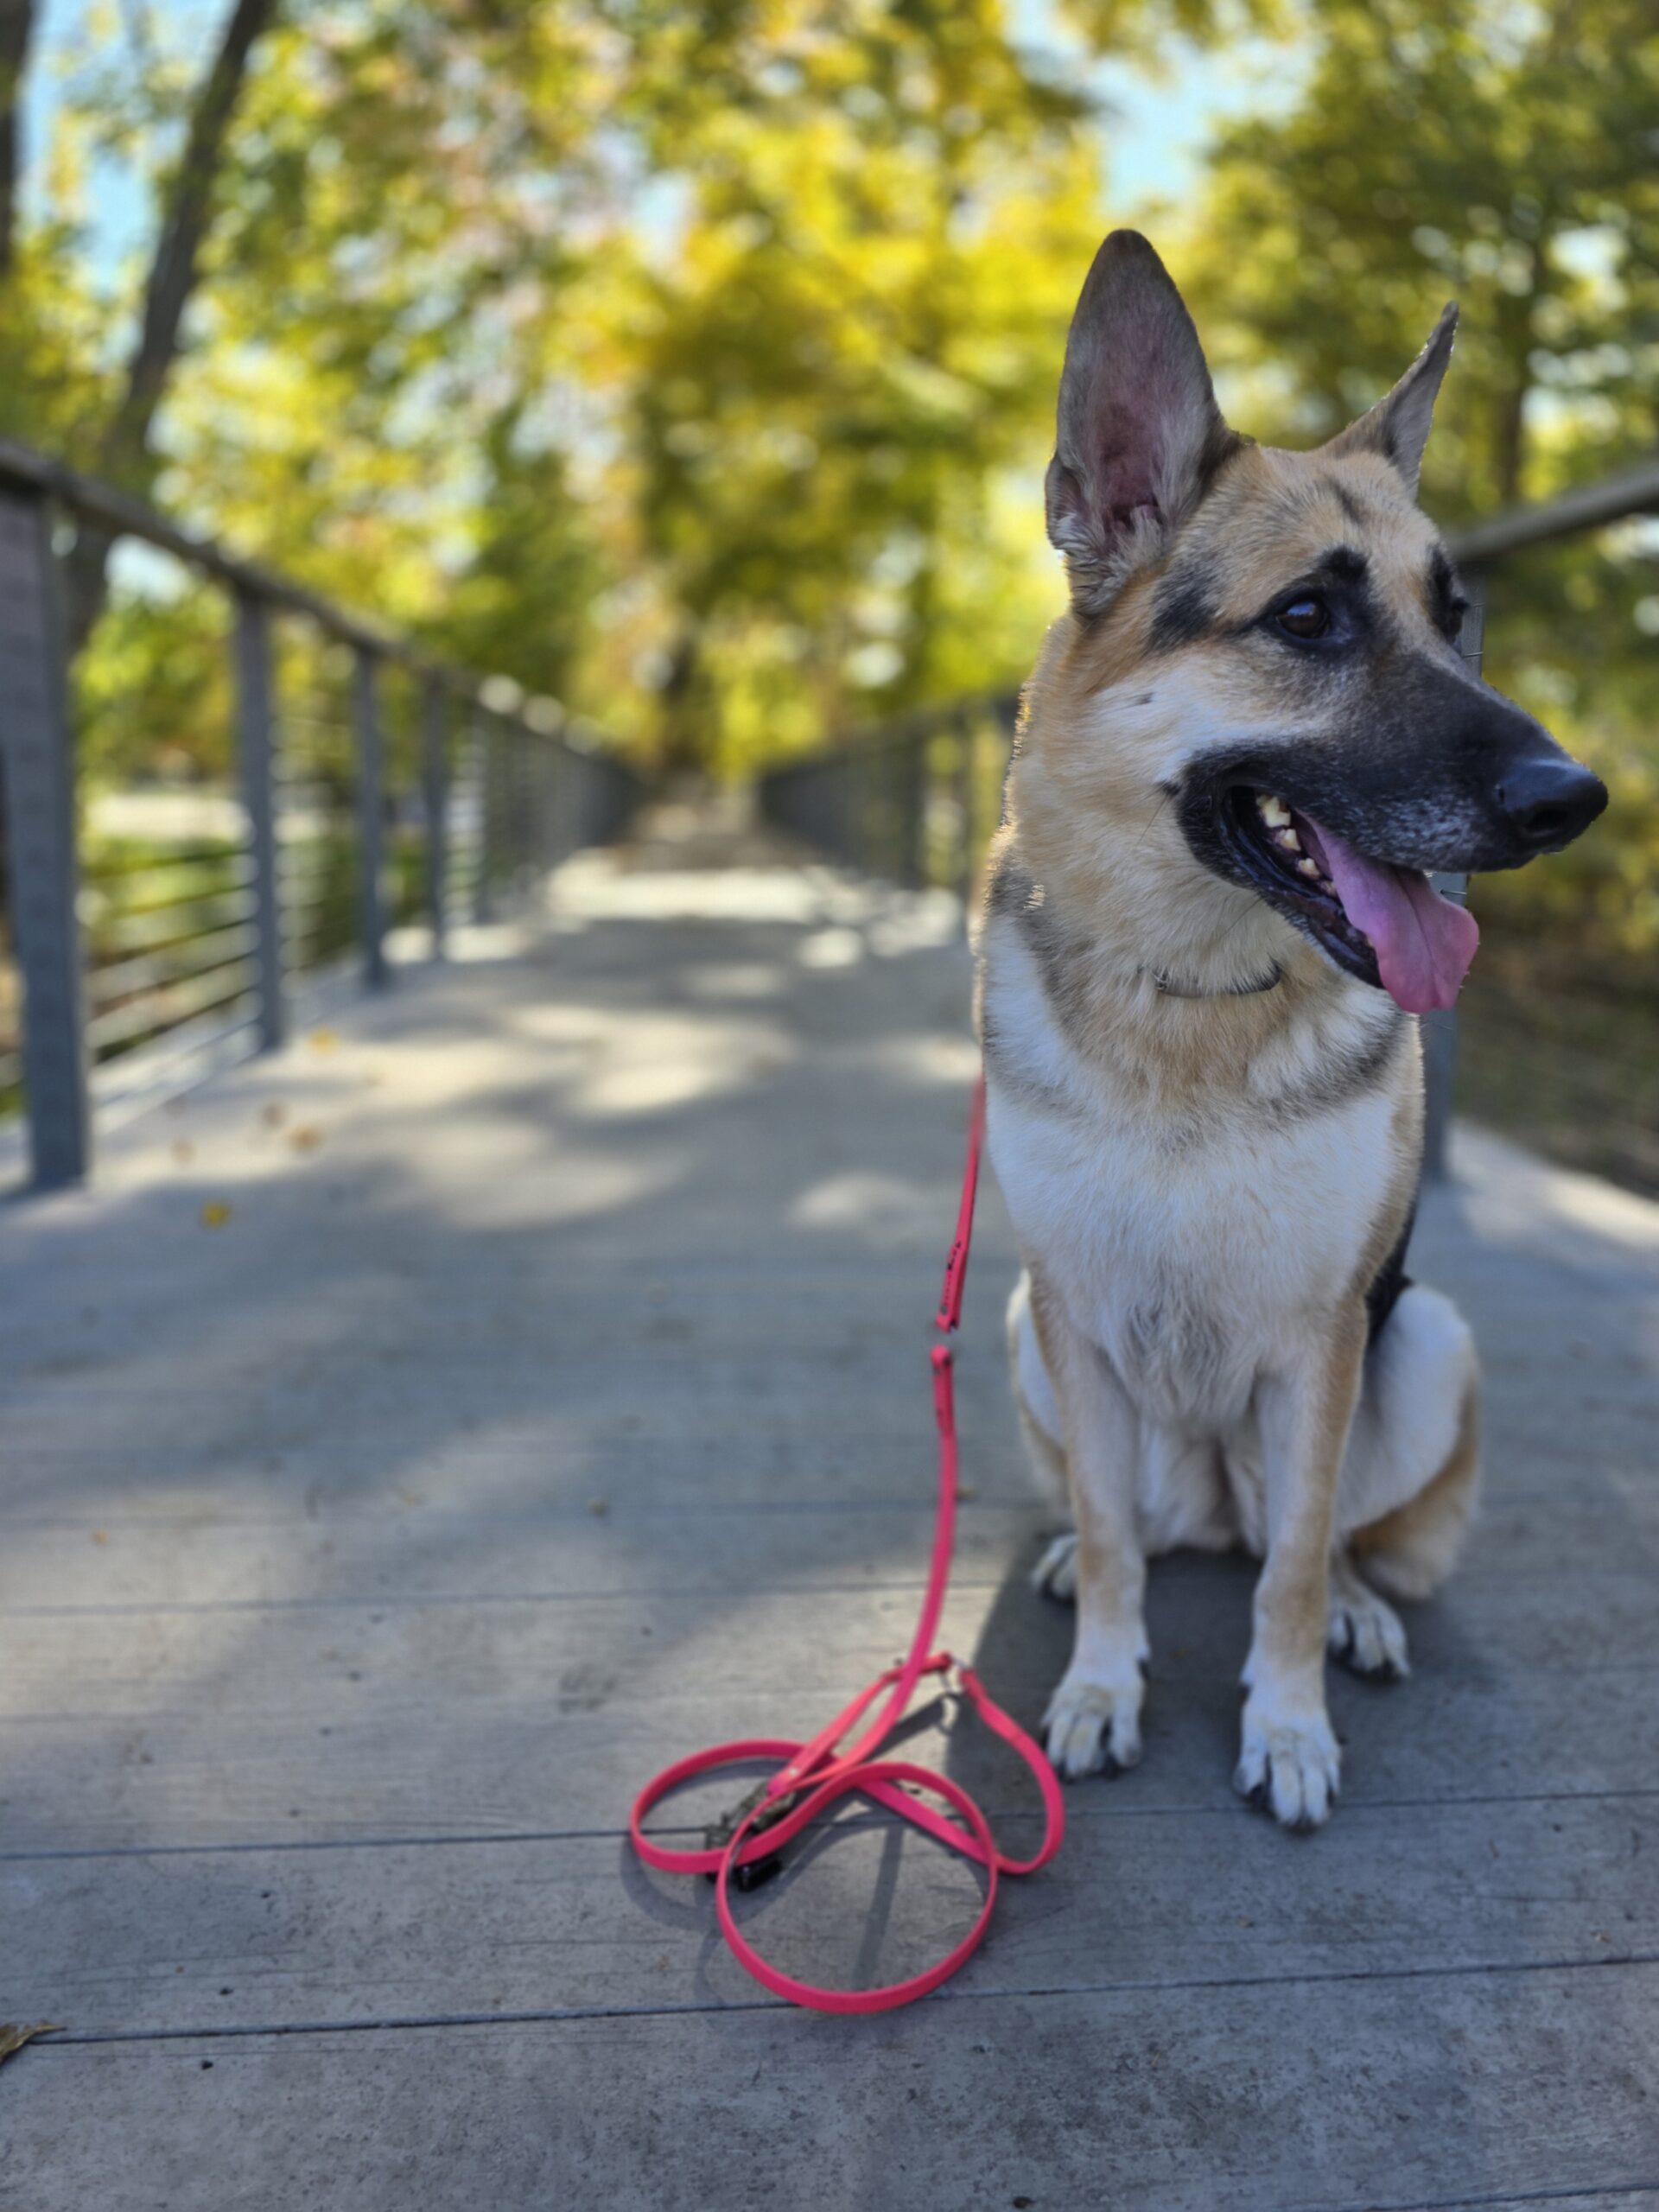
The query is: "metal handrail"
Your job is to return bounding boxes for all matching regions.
[0,435,641,1191]
[1448,456,1659,567]
[0,437,413,677]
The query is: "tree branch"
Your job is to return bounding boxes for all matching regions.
[0,0,36,279]
[105,0,278,474]
[67,0,280,653]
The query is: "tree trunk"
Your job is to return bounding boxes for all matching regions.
[0,0,35,278]
[1491,261,1541,508]
[656,630,707,775]
[64,0,280,657]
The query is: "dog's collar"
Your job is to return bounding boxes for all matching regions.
[1151,960,1283,1001]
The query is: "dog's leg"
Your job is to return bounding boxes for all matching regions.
[1327,1548,1408,1681]
[1029,1275,1147,1781]
[1007,1273,1079,1602]
[1350,1331,1481,1601]
[1236,1310,1365,1828]
[1339,1283,1481,1602]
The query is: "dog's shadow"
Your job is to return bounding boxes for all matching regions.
[942,1533,1263,1825]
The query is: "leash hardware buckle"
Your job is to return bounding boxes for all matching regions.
[703,1778,799,1892]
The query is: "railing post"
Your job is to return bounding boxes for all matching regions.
[473,709,495,923]
[547,744,567,872]
[537,743,557,875]
[956,709,976,923]
[899,734,925,887]
[422,671,448,958]
[233,591,285,1052]
[1422,586,1484,1183]
[0,486,90,1186]
[512,725,531,888]
[353,645,387,987]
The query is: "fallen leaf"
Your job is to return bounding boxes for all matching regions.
[0,2024,60,2067]
[289,1127,324,1153]
[588,1497,610,1517]
[171,1140,194,1165]
[200,1201,232,1230]
[91,1529,109,1547]
[262,1102,289,1128]
[309,1028,339,1053]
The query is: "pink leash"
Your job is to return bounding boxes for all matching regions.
[628,1074,1065,2013]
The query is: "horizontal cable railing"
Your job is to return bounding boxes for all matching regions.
[0,437,642,1191]
[760,692,1020,899]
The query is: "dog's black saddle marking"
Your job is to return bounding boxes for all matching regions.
[1365,1200,1415,1346]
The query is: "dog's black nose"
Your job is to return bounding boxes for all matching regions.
[1497,752,1607,851]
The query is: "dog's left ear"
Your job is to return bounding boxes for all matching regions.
[1321,302,1459,496]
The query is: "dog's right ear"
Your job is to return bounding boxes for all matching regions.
[1046,232,1237,615]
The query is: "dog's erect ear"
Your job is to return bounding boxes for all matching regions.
[1321,302,1459,496]
[1045,231,1236,614]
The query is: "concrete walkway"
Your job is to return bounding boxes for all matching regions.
[3,812,1658,2209]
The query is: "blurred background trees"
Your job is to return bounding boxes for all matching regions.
[1,0,1655,938]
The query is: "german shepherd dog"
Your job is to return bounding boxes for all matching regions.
[980,233,1606,1827]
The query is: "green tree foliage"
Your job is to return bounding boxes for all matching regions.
[3,0,1655,849]
[0,3,1112,779]
[154,0,1116,773]
[601,10,1104,768]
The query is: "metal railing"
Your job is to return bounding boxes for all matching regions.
[760,690,1020,901]
[0,438,639,1191]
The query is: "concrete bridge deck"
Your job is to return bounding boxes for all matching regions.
[3,811,1657,2209]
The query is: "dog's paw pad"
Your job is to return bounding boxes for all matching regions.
[1235,1707,1340,1830]
[1043,1672,1142,1782]
[1328,1581,1408,1681]
[1031,1532,1078,1605]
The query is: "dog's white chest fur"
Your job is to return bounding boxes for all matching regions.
[982,916,1403,1433]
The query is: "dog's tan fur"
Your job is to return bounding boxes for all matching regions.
[979,235,1503,1826]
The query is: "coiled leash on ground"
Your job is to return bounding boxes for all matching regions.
[628,1075,1065,2014]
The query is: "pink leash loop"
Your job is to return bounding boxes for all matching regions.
[628,1072,1065,2013]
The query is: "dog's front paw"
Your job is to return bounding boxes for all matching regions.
[1043,1667,1143,1780]
[1327,1566,1408,1681]
[1235,1697,1340,1830]
[1031,1531,1078,1603]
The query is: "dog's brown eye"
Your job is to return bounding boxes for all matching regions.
[1277,596,1332,640]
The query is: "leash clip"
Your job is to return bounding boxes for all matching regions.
[703,1777,798,1891]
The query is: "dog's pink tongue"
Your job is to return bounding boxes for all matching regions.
[1300,815,1479,1014]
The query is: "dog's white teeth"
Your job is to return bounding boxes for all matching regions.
[1274,824,1303,855]
[1257,794,1291,828]
[1296,855,1320,880]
